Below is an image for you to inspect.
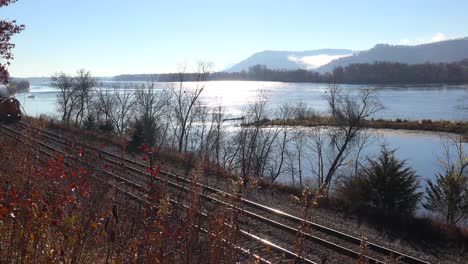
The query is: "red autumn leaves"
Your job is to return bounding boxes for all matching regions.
[0,0,25,84]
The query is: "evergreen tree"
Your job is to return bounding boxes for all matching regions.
[360,146,422,216]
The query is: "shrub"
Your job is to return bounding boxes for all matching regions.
[361,146,422,215]
[335,175,367,212]
[127,118,145,153]
[338,146,422,216]
[421,119,433,124]
[127,116,158,153]
[424,145,468,225]
[83,114,96,130]
[97,120,114,133]
[0,132,244,263]
[424,173,468,225]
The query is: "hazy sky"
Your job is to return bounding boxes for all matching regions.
[2,0,468,77]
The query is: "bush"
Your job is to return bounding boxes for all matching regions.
[421,119,433,124]
[338,146,422,216]
[83,114,96,130]
[424,173,468,225]
[97,120,114,133]
[335,175,367,213]
[127,116,158,153]
[127,118,145,153]
[0,132,243,263]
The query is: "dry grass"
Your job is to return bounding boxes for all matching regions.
[0,130,257,263]
[258,116,468,136]
[8,118,465,263]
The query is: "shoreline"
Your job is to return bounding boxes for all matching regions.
[248,116,468,137]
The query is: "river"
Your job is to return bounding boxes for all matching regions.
[14,80,468,185]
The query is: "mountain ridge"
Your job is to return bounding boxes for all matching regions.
[226,37,468,73]
[225,49,354,72]
[316,37,468,73]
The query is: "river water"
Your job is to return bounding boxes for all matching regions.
[14,80,468,185]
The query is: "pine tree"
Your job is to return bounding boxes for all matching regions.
[360,146,422,216]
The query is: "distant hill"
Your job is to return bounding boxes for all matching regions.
[316,37,468,73]
[225,49,354,72]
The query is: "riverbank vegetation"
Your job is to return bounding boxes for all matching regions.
[5,119,467,263]
[0,130,257,262]
[47,66,468,225]
[255,114,468,136]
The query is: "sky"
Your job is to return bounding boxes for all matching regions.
[1,0,468,77]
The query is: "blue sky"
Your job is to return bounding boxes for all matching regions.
[2,0,468,77]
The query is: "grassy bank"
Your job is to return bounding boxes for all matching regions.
[257,116,468,136]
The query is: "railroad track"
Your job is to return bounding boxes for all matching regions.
[1,121,431,264]
[0,123,308,263]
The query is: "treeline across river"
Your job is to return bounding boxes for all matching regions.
[113,59,468,84]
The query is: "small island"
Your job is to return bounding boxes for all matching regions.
[251,115,468,137]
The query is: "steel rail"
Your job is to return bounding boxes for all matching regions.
[0,124,311,264]
[11,121,430,264]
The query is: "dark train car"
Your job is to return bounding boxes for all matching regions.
[0,97,22,123]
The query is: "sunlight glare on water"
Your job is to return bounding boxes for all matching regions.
[17,81,467,121]
[13,80,467,184]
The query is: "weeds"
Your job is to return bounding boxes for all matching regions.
[0,130,250,263]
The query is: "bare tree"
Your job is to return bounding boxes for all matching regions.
[109,85,136,135]
[73,69,96,127]
[236,91,268,180]
[309,127,327,187]
[266,103,296,182]
[424,136,468,224]
[94,88,115,128]
[205,105,226,165]
[171,61,213,152]
[134,80,173,150]
[232,90,282,185]
[265,129,288,182]
[258,129,280,179]
[287,130,306,186]
[349,131,379,177]
[51,72,76,125]
[293,101,317,120]
[321,84,383,191]
[187,103,209,154]
[93,89,113,124]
